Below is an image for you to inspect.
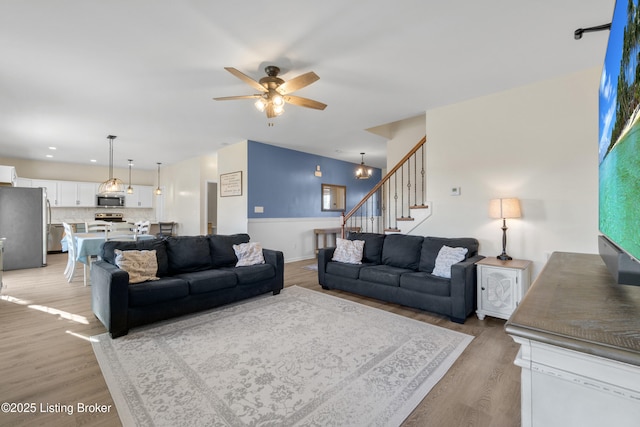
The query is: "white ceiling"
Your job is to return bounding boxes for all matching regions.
[0,1,613,170]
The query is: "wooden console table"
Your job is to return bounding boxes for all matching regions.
[313,227,360,256]
[505,252,640,427]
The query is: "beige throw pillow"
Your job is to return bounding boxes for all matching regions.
[432,245,468,278]
[332,238,365,264]
[114,249,160,284]
[233,242,265,267]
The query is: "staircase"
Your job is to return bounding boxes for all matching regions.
[341,136,431,236]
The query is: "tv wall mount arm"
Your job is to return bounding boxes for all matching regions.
[574,23,611,40]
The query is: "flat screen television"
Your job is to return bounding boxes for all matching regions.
[598,0,640,286]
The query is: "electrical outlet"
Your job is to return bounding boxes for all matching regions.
[450,187,461,196]
[254,206,264,213]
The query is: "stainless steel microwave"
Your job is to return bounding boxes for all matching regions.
[96,194,125,207]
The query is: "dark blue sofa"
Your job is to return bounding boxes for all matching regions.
[91,234,284,338]
[318,233,483,323]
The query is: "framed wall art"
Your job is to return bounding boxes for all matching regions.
[220,171,242,197]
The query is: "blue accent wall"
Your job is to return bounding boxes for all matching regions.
[247,141,382,218]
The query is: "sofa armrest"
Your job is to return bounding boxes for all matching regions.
[90,260,130,338]
[317,247,336,286]
[263,249,284,294]
[450,254,485,322]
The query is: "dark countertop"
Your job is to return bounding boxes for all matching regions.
[505,252,640,367]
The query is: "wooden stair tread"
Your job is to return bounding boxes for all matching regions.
[409,204,430,209]
[396,217,414,221]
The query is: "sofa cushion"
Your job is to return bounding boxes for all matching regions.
[332,238,365,264]
[381,234,424,270]
[359,265,414,287]
[432,245,469,278]
[102,238,169,277]
[419,237,479,273]
[233,242,265,266]
[400,272,451,297]
[326,261,371,280]
[128,277,189,307]
[175,269,238,294]
[347,232,386,264]
[166,236,212,274]
[114,249,159,284]
[209,234,251,267]
[224,264,275,285]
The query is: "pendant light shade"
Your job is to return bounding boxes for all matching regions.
[355,152,373,180]
[127,159,134,194]
[155,162,162,195]
[98,135,125,195]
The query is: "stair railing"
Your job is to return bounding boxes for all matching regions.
[341,136,427,237]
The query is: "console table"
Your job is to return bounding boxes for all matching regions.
[505,252,640,427]
[313,227,360,256]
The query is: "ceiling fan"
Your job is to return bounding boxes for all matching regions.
[214,66,327,119]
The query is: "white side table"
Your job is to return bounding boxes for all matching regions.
[476,257,532,320]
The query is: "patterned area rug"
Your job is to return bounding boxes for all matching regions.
[92,286,472,426]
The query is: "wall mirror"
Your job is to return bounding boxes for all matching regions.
[321,184,346,211]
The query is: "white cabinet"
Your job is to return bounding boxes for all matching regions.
[0,166,17,186]
[476,257,531,320]
[31,179,59,206]
[59,181,97,207]
[16,177,32,187]
[125,185,153,208]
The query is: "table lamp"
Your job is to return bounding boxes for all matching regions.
[489,198,521,260]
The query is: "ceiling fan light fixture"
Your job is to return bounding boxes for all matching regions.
[254,97,267,112]
[271,94,284,107]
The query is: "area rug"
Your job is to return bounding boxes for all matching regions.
[92,286,472,426]
[302,263,318,271]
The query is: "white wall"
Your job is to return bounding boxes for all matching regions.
[408,67,600,278]
[216,141,248,235]
[386,114,426,170]
[249,217,342,262]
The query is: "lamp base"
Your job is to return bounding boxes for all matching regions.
[497,253,513,261]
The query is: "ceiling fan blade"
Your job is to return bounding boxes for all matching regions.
[277,71,320,94]
[213,95,262,101]
[224,67,267,93]
[284,95,327,110]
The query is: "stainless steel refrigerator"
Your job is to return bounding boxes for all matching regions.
[0,186,48,270]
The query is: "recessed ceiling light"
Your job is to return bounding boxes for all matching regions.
[45,154,53,158]
[90,159,97,163]
[48,146,56,150]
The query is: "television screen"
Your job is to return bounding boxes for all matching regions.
[599,0,640,264]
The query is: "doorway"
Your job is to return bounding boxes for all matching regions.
[207,182,218,235]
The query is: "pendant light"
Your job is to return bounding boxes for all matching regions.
[155,162,162,195]
[126,159,134,194]
[355,152,372,180]
[98,135,125,195]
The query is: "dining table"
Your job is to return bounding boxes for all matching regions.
[75,232,155,264]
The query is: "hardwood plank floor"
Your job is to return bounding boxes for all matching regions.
[0,254,521,426]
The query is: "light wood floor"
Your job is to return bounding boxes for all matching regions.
[0,253,521,426]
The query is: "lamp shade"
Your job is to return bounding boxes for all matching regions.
[489,198,522,219]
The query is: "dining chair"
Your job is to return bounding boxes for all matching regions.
[85,221,110,234]
[62,222,85,285]
[156,221,175,238]
[106,222,137,241]
[135,220,150,235]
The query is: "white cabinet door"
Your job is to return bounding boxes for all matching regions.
[479,266,517,318]
[31,179,59,206]
[125,185,153,208]
[77,182,98,206]
[59,181,97,206]
[136,185,153,208]
[58,181,79,206]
